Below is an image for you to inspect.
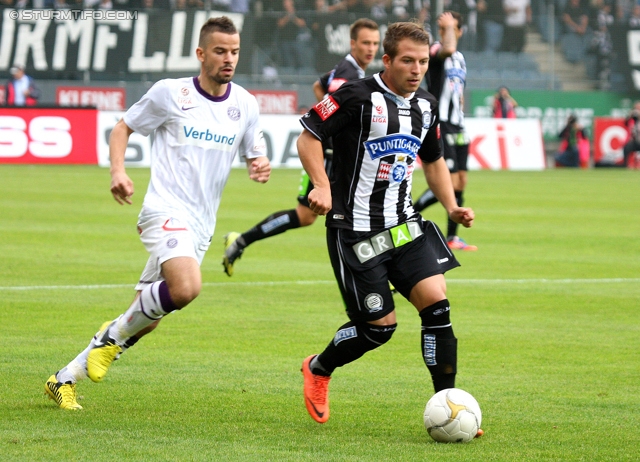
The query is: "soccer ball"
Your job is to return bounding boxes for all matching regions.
[423,388,482,443]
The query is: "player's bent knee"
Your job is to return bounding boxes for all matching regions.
[419,299,451,328]
[166,282,201,308]
[362,321,397,346]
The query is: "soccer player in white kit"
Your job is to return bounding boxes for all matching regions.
[44,16,271,410]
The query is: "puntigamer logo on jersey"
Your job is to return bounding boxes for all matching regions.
[364,133,421,160]
[180,125,236,148]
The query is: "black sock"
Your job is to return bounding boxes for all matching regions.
[420,300,457,392]
[241,209,301,246]
[447,190,463,239]
[414,189,438,212]
[316,321,396,375]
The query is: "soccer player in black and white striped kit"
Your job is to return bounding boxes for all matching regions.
[297,21,475,424]
[413,11,477,251]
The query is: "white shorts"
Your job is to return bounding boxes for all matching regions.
[135,215,211,290]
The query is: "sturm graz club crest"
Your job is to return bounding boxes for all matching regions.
[390,155,409,183]
[364,293,383,312]
[422,109,432,129]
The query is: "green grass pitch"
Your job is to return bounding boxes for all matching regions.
[1,165,639,461]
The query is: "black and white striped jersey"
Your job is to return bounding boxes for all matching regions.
[300,72,441,232]
[427,41,466,128]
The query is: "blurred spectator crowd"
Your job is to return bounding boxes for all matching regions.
[1,0,637,89]
[0,0,251,10]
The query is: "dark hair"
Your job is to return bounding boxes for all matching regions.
[350,18,379,41]
[383,21,430,59]
[199,16,237,48]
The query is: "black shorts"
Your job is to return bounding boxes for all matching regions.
[440,121,469,173]
[297,152,333,207]
[326,219,460,322]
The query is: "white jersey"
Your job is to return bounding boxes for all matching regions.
[124,77,266,243]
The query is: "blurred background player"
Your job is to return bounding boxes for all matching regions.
[44,17,271,410]
[222,18,380,276]
[412,11,477,251]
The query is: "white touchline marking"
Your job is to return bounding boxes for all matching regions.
[1,279,639,291]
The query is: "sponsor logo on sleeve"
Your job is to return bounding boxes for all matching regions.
[253,131,266,151]
[313,95,339,121]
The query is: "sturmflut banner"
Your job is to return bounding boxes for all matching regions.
[0,9,381,79]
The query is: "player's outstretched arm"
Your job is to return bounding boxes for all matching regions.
[423,157,474,228]
[437,12,459,58]
[246,156,271,183]
[109,119,135,205]
[297,129,331,215]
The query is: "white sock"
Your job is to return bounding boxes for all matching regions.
[111,282,170,344]
[56,318,120,384]
[56,358,88,384]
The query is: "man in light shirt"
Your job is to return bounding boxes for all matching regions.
[44,16,271,410]
[5,65,40,106]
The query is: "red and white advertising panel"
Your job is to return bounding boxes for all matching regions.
[0,107,97,164]
[464,118,545,170]
[592,117,627,166]
[249,90,298,115]
[0,111,544,169]
[56,86,126,111]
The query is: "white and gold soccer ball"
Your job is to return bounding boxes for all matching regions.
[423,388,482,443]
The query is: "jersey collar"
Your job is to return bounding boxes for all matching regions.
[374,73,413,108]
[193,76,232,102]
[346,53,366,79]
